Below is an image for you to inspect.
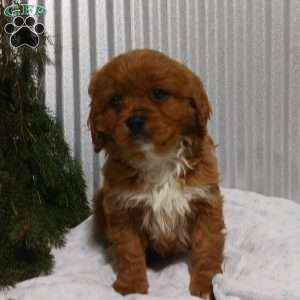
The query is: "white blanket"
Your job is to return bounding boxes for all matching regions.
[1,189,300,300]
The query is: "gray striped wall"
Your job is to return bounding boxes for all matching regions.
[33,0,300,203]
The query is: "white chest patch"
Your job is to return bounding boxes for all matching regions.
[117,144,210,242]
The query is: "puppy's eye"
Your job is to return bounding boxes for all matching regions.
[151,88,169,102]
[110,95,122,107]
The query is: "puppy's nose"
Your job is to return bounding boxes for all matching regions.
[126,115,145,135]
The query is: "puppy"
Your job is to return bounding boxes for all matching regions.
[88,49,225,299]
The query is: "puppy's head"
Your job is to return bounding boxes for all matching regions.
[88,49,211,164]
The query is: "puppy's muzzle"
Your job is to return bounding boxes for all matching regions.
[126,115,146,136]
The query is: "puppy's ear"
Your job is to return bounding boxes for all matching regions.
[87,107,106,153]
[189,74,212,131]
[88,72,106,153]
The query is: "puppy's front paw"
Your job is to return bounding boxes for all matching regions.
[113,278,148,296]
[189,282,215,300]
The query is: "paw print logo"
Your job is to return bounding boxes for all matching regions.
[4,16,44,48]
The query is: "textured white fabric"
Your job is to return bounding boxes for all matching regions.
[1,188,300,300]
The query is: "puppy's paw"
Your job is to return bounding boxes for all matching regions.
[113,278,148,296]
[189,282,215,299]
[200,293,212,300]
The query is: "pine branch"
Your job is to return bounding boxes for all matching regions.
[0,0,90,288]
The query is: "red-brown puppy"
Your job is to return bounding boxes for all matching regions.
[88,49,225,299]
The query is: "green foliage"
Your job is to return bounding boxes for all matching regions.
[0,1,90,288]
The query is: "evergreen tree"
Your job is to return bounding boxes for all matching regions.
[0,1,90,288]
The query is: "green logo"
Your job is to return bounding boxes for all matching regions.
[4,1,46,17]
[3,1,46,48]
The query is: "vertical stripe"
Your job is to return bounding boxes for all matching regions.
[223,0,230,187]
[113,0,126,55]
[264,0,272,195]
[270,0,285,197]
[123,0,132,51]
[283,0,290,198]
[234,0,246,188]
[166,0,173,57]
[44,0,56,115]
[198,0,206,80]
[213,0,219,155]
[142,0,150,48]
[78,1,93,201]
[71,0,81,161]
[61,0,74,152]
[253,0,267,194]
[178,0,187,64]
[175,0,181,60]
[205,0,213,136]
[225,0,236,187]
[95,0,110,190]
[106,0,115,59]
[289,0,300,201]
[130,0,144,49]
[54,0,62,124]
[160,0,168,53]
[37,0,45,105]
[245,0,254,190]
[215,0,226,185]
[88,0,100,196]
